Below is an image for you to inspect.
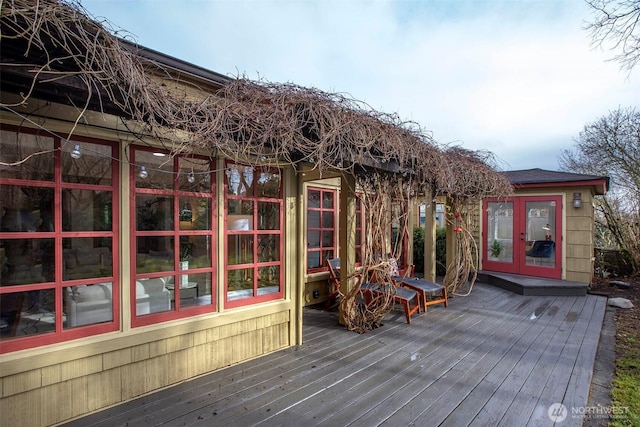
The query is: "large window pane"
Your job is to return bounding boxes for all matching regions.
[63,238,112,281]
[64,284,113,328]
[135,150,175,190]
[226,165,254,196]
[308,190,320,208]
[0,186,55,232]
[136,195,174,231]
[180,235,211,268]
[62,189,112,231]
[135,236,174,273]
[258,235,279,262]
[322,192,334,209]
[0,131,54,181]
[135,278,171,315]
[180,197,211,230]
[307,252,321,269]
[322,211,334,228]
[62,141,112,185]
[228,268,253,300]
[178,157,211,193]
[258,266,279,292]
[256,171,280,198]
[258,202,280,230]
[1,238,53,286]
[228,235,253,265]
[308,231,320,248]
[1,289,55,339]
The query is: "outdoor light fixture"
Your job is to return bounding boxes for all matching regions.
[70,144,81,159]
[573,192,582,208]
[139,166,148,179]
[187,170,195,183]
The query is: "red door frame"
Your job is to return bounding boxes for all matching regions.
[483,196,562,279]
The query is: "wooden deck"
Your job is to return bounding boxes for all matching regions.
[63,283,607,427]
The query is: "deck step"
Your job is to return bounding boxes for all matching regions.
[478,271,588,296]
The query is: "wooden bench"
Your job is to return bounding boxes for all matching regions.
[396,277,448,313]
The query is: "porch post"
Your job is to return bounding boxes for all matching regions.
[423,193,437,282]
[339,173,357,325]
[445,196,457,279]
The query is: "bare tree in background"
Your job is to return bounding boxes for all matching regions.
[585,0,640,71]
[559,107,640,272]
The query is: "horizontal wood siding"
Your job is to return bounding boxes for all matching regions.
[0,311,291,426]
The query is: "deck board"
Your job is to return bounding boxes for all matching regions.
[63,283,607,427]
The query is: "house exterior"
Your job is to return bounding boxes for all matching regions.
[1,4,580,426]
[480,169,609,284]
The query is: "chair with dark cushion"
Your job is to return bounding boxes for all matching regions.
[526,240,555,258]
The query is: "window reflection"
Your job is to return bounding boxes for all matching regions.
[62,238,112,281]
[62,141,112,185]
[62,189,112,231]
[1,289,56,339]
[64,284,112,328]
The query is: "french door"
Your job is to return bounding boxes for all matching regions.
[483,196,562,279]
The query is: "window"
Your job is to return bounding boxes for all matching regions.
[131,148,215,326]
[306,188,336,272]
[225,163,283,307]
[0,126,118,353]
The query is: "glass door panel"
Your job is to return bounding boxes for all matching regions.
[524,200,556,268]
[486,201,514,263]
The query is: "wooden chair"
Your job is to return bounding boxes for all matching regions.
[397,277,448,313]
[386,257,447,313]
[361,282,420,324]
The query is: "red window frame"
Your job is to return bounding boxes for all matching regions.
[130,147,216,327]
[224,162,283,308]
[306,187,337,273]
[0,125,119,353]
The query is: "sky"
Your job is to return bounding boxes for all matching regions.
[80,0,639,171]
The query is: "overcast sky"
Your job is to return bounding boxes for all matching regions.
[81,0,638,171]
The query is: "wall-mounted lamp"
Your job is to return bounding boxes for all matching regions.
[573,192,582,208]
